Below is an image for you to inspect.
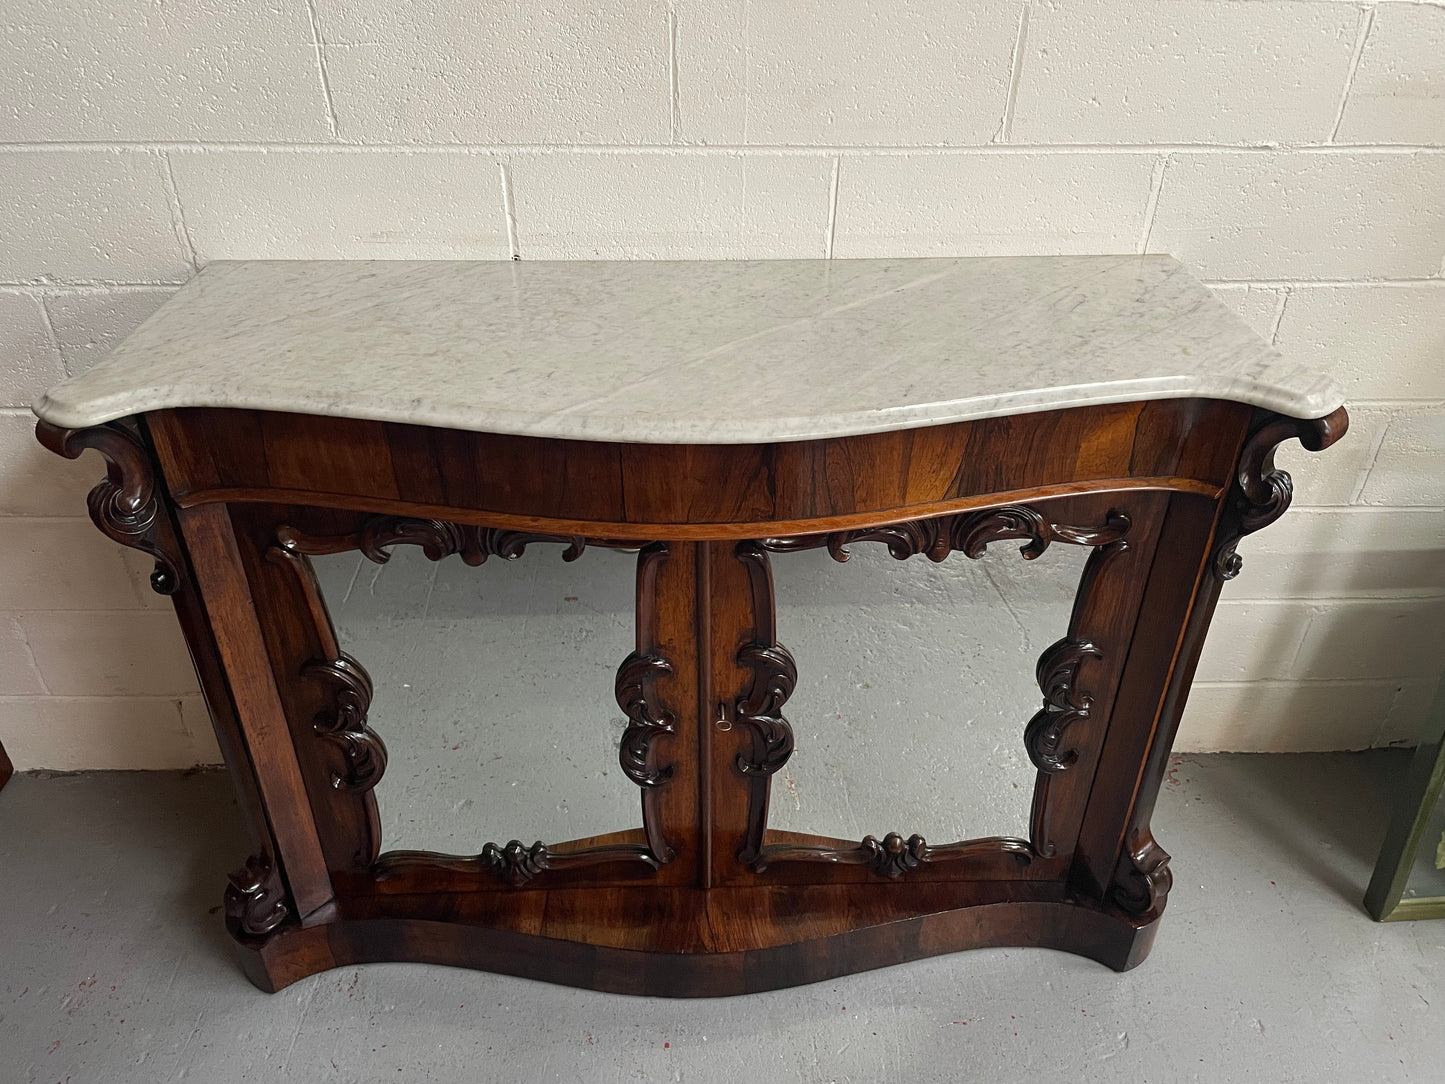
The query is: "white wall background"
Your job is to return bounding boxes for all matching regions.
[1,0,1442,769]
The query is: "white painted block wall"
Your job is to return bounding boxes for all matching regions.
[1,0,1442,768]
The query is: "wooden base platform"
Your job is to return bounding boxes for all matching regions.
[239,885,1157,996]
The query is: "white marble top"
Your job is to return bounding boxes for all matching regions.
[34,257,1342,443]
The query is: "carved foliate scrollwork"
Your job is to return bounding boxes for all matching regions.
[732,542,799,865]
[1212,408,1349,580]
[953,506,1131,561]
[860,832,931,877]
[1025,638,1103,774]
[735,643,798,776]
[751,833,1034,877]
[277,517,589,566]
[267,541,389,798]
[482,839,552,886]
[733,544,798,782]
[374,837,662,888]
[761,505,1130,565]
[304,653,387,791]
[223,852,288,939]
[1113,833,1174,916]
[616,652,675,788]
[35,420,185,594]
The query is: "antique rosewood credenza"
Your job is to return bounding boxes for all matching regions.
[33,257,1346,995]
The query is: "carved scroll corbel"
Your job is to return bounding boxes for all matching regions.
[223,852,289,939]
[35,420,185,594]
[1212,407,1349,580]
[1112,831,1174,917]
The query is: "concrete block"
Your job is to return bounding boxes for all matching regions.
[319,0,669,143]
[1177,680,1397,752]
[1209,284,1284,341]
[1290,597,1445,682]
[0,151,190,283]
[0,695,215,770]
[1012,0,1357,145]
[1147,152,1445,280]
[17,610,199,697]
[0,293,63,408]
[1274,284,1445,401]
[831,152,1155,257]
[675,1,1018,145]
[1336,3,1445,145]
[1195,602,1317,683]
[45,288,174,376]
[1225,508,1445,599]
[0,0,329,141]
[1358,406,1445,506]
[0,411,95,515]
[507,153,834,258]
[167,150,512,261]
[0,616,46,695]
[0,517,156,611]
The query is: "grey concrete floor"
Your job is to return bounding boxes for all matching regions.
[3,751,1443,1083]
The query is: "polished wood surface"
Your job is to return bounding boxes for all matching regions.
[146,398,1246,538]
[35,399,1349,995]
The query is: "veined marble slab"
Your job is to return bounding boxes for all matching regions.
[33,257,1342,443]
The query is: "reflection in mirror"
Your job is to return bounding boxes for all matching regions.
[767,539,1089,846]
[1403,779,1445,903]
[310,544,640,855]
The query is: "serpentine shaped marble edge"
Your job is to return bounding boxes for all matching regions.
[34,256,1343,444]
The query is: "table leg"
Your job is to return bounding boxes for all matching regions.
[35,420,312,956]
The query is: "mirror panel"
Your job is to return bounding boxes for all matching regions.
[765,540,1087,846]
[311,544,641,855]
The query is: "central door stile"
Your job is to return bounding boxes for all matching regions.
[705,539,789,886]
[695,541,715,890]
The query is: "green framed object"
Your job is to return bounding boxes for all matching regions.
[1366,670,1445,921]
